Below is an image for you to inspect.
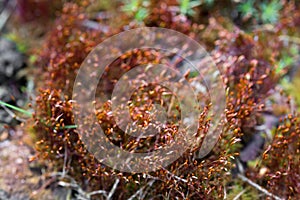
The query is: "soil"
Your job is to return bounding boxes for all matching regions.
[0,128,71,200]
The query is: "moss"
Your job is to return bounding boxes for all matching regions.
[28,0,300,199]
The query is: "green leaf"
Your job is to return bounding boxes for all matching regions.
[122,0,140,12]
[4,33,28,53]
[59,125,77,129]
[180,0,190,15]
[0,100,32,117]
[134,8,149,21]
[180,0,202,16]
[238,0,257,17]
[260,0,282,24]
[276,53,295,75]
[29,55,38,63]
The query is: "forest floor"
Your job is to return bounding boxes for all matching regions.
[0,128,71,200]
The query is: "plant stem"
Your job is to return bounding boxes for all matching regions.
[0,100,32,117]
[61,125,77,129]
[237,173,284,200]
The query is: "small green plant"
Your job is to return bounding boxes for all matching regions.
[238,0,257,19]
[260,0,282,24]
[179,0,202,16]
[276,54,294,75]
[275,44,299,75]
[237,0,282,24]
[122,0,149,21]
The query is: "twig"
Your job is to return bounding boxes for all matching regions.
[53,172,107,199]
[139,181,154,200]
[128,180,155,200]
[58,180,109,200]
[223,185,227,200]
[0,0,16,32]
[107,178,120,200]
[30,176,57,198]
[164,169,188,183]
[58,181,80,189]
[87,190,107,198]
[62,143,68,177]
[237,173,284,200]
[58,181,89,200]
[233,189,247,200]
[50,172,76,182]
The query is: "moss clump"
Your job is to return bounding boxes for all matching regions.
[30,1,300,199]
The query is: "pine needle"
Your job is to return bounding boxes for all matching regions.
[0,100,32,117]
[0,100,77,129]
